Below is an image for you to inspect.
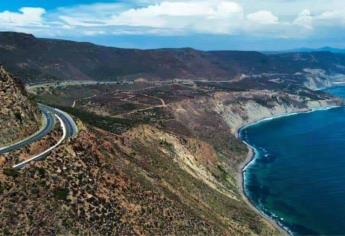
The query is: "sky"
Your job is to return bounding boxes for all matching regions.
[1,0,345,51]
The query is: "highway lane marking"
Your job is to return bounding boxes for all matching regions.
[54,108,78,138]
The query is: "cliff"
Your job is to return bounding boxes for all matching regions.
[170,89,342,172]
[213,90,343,134]
[0,66,41,146]
[302,69,345,90]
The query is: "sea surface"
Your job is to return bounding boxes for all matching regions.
[241,86,345,235]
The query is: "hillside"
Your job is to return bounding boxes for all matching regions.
[1,32,345,85]
[2,79,342,235]
[0,66,41,146]
[1,32,345,235]
[0,81,283,235]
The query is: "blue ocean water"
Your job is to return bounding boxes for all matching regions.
[241,87,345,235]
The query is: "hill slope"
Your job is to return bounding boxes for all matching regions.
[0,66,41,146]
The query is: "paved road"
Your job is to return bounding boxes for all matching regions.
[2,104,79,169]
[38,104,78,138]
[12,114,66,169]
[53,108,78,138]
[0,106,56,154]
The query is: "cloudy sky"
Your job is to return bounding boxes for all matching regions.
[1,0,345,50]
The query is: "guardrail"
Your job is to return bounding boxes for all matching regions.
[12,114,67,169]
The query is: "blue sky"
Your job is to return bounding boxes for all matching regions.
[1,0,345,51]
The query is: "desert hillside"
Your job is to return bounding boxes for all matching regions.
[0,86,280,235]
[0,66,41,146]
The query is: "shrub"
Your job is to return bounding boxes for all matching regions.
[3,168,19,178]
[53,187,69,201]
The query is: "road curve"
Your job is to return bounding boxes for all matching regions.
[0,106,56,154]
[53,108,78,138]
[9,104,78,169]
[12,114,67,169]
[38,104,78,139]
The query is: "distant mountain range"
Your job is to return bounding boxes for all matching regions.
[2,32,345,84]
[267,47,345,54]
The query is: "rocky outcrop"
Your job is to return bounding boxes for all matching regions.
[303,68,345,90]
[212,90,343,134]
[171,89,343,171]
[0,66,41,146]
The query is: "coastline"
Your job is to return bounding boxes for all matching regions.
[234,105,341,236]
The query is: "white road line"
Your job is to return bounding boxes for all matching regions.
[54,108,78,138]
[12,114,67,169]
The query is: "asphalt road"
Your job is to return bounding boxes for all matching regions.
[38,104,78,139]
[0,103,79,169]
[53,108,78,138]
[0,106,55,154]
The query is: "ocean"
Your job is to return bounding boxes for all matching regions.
[241,86,345,235]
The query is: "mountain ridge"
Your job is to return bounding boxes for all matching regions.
[2,32,345,85]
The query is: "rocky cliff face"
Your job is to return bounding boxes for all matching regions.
[302,68,345,90]
[212,90,343,134]
[171,89,342,170]
[0,66,41,146]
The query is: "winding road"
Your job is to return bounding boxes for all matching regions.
[0,108,55,154]
[0,104,78,169]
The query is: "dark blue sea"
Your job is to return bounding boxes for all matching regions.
[241,86,345,235]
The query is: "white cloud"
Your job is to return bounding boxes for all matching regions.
[293,9,313,29]
[316,10,345,26]
[59,1,245,34]
[0,7,46,27]
[247,11,278,25]
[2,0,345,41]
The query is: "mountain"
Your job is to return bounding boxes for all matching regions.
[2,32,345,84]
[267,47,345,54]
[318,47,345,53]
[0,66,41,146]
[0,32,236,83]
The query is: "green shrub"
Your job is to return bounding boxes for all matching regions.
[3,168,19,178]
[53,187,69,201]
